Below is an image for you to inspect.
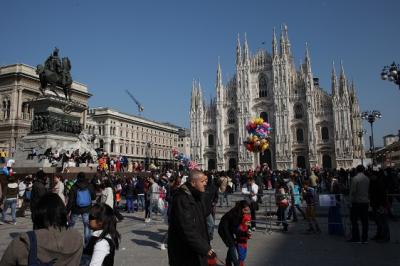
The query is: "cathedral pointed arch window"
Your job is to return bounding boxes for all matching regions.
[294,103,303,119]
[258,73,268,98]
[208,134,214,147]
[228,109,235,124]
[229,133,235,146]
[321,127,329,141]
[296,128,304,143]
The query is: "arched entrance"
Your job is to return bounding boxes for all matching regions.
[322,155,332,169]
[208,159,216,170]
[260,149,272,168]
[297,155,306,169]
[228,158,237,170]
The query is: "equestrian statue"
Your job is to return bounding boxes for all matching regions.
[36,47,72,100]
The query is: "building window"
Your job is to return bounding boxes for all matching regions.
[258,73,268,98]
[294,104,303,119]
[297,155,306,168]
[208,159,216,170]
[208,134,214,147]
[228,158,237,170]
[321,127,329,141]
[228,109,235,124]
[296,128,304,143]
[99,139,104,149]
[229,133,235,146]
[260,112,269,122]
[110,140,115,153]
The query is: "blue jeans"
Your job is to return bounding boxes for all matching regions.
[206,214,215,240]
[277,206,288,228]
[226,245,239,266]
[126,196,134,213]
[70,213,91,245]
[147,199,158,219]
[137,194,145,211]
[2,198,17,223]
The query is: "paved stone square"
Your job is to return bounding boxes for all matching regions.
[0,196,399,266]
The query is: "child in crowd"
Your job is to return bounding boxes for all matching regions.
[236,213,252,266]
[82,203,121,266]
[303,180,321,233]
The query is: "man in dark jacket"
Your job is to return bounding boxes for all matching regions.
[30,170,47,219]
[168,170,214,266]
[67,172,95,245]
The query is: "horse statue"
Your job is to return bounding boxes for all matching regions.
[36,48,73,101]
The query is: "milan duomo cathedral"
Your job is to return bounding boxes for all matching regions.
[189,25,364,171]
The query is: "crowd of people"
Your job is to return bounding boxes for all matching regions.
[0,155,399,265]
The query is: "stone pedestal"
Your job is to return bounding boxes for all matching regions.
[14,134,81,168]
[29,95,86,135]
[14,95,97,170]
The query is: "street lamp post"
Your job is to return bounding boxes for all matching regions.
[361,111,382,166]
[357,129,367,166]
[381,62,400,89]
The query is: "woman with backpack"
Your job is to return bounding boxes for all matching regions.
[0,193,83,265]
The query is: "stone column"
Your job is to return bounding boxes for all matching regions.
[17,89,22,119]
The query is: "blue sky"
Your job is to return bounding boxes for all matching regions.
[1,0,399,146]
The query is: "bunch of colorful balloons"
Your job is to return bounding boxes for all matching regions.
[172,148,199,170]
[244,117,272,153]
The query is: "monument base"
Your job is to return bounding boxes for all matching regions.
[14,133,98,169]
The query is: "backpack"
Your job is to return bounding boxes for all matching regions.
[76,188,91,207]
[27,231,55,266]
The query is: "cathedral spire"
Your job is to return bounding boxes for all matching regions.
[283,24,291,56]
[331,61,339,96]
[236,33,242,66]
[272,27,278,58]
[191,79,196,110]
[339,60,348,96]
[304,42,312,73]
[243,32,250,64]
[216,57,223,89]
[279,25,286,56]
[197,79,204,108]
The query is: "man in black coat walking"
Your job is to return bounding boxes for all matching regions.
[30,170,47,220]
[168,170,214,266]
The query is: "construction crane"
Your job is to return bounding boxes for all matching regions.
[125,90,144,116]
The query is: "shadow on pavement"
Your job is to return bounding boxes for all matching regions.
[132,229,164,243]
[131,239,160,249]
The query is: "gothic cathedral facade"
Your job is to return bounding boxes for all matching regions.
[189,26,364,171]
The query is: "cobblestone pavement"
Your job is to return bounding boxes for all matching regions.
[0,193,399,266]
